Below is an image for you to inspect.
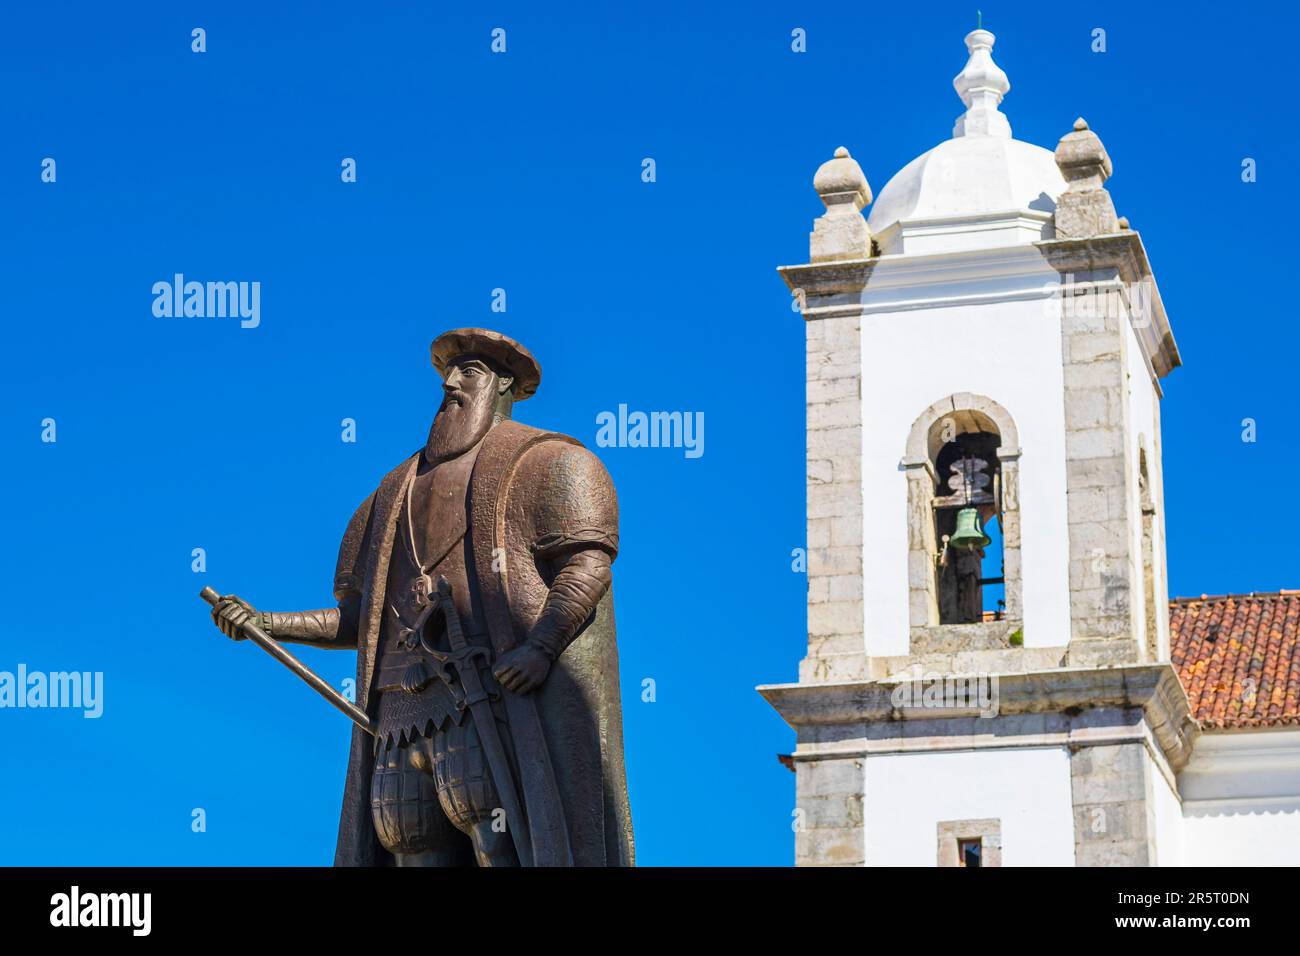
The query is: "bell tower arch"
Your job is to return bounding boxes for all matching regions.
[902,393,1023,641]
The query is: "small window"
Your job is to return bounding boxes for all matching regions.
[938,818,1000,867]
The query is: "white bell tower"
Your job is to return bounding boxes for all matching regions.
[761,29,1195,867]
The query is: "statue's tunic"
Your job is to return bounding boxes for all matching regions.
[331,420,633,866]
[367,441,511,851]
[372,459,483,752]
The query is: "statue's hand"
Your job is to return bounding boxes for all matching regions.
[492,644,552,695]
[211,594,258,641]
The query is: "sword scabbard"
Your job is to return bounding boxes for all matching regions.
[430,576,535,866]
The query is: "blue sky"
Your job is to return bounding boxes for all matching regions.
[0,1,1293,865]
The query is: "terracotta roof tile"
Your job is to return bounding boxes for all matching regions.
[1169,591,1300,729]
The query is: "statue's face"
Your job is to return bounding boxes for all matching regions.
[441,356,497,408]
[425,355,512,463]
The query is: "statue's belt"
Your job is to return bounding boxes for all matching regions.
[373,630,492,694]
[372,620,496,748]
[377,598,496,749]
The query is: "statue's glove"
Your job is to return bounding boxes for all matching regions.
[210,594,266,641]
[492,643,552,695]
[491,548,613,694]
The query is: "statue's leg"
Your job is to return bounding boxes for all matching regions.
[467,818,520,867]
[431,717,521,867]
[392,846,466,867]
[371,734,473,866]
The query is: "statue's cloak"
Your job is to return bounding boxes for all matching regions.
[330,420,633,866]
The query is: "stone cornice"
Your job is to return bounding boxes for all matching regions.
[780,243,1076,321]
[780,243,1056,297]
[778,258,876,297]
[757,663,1199,771]
[778,231,1181,392]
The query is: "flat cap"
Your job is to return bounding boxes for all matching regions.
[430,328,541,401]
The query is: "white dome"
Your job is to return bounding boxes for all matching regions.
[866,135,1067,253]
[863,29,1069,256]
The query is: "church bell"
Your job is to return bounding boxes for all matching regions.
[948,507,991,551]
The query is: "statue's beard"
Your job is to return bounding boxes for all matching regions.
[425,390,496,463]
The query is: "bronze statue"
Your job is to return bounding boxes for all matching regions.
[204,328,633,867]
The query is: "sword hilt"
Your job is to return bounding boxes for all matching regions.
[425,577,499,707]
[434,577,471,653]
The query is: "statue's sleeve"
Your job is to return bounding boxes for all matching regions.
[328,491,376,647]
[261,492,374,650]
[334,492,376,604]
[519,442,618,661]
[527,443,619,563]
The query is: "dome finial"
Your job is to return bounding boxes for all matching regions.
[953,28,1011,139]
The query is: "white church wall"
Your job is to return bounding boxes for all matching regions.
[1150,761,1186,866]
[863,746,1076,865]
[858,276,1071,657]
[1183,808,1300,865]
[1179,729,1300,865]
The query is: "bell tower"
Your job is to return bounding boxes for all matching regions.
[760,28,1196,867]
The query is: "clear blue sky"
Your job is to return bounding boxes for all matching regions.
[0,1,1292,865]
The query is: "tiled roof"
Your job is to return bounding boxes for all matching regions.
[1170,591,1300,730]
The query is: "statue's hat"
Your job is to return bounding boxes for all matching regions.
[430,328,541,401]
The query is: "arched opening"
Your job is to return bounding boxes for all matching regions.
[932,429,1005,624]
[903,394,1023,643]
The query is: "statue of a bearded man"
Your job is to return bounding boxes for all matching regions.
[209,328,633,867]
